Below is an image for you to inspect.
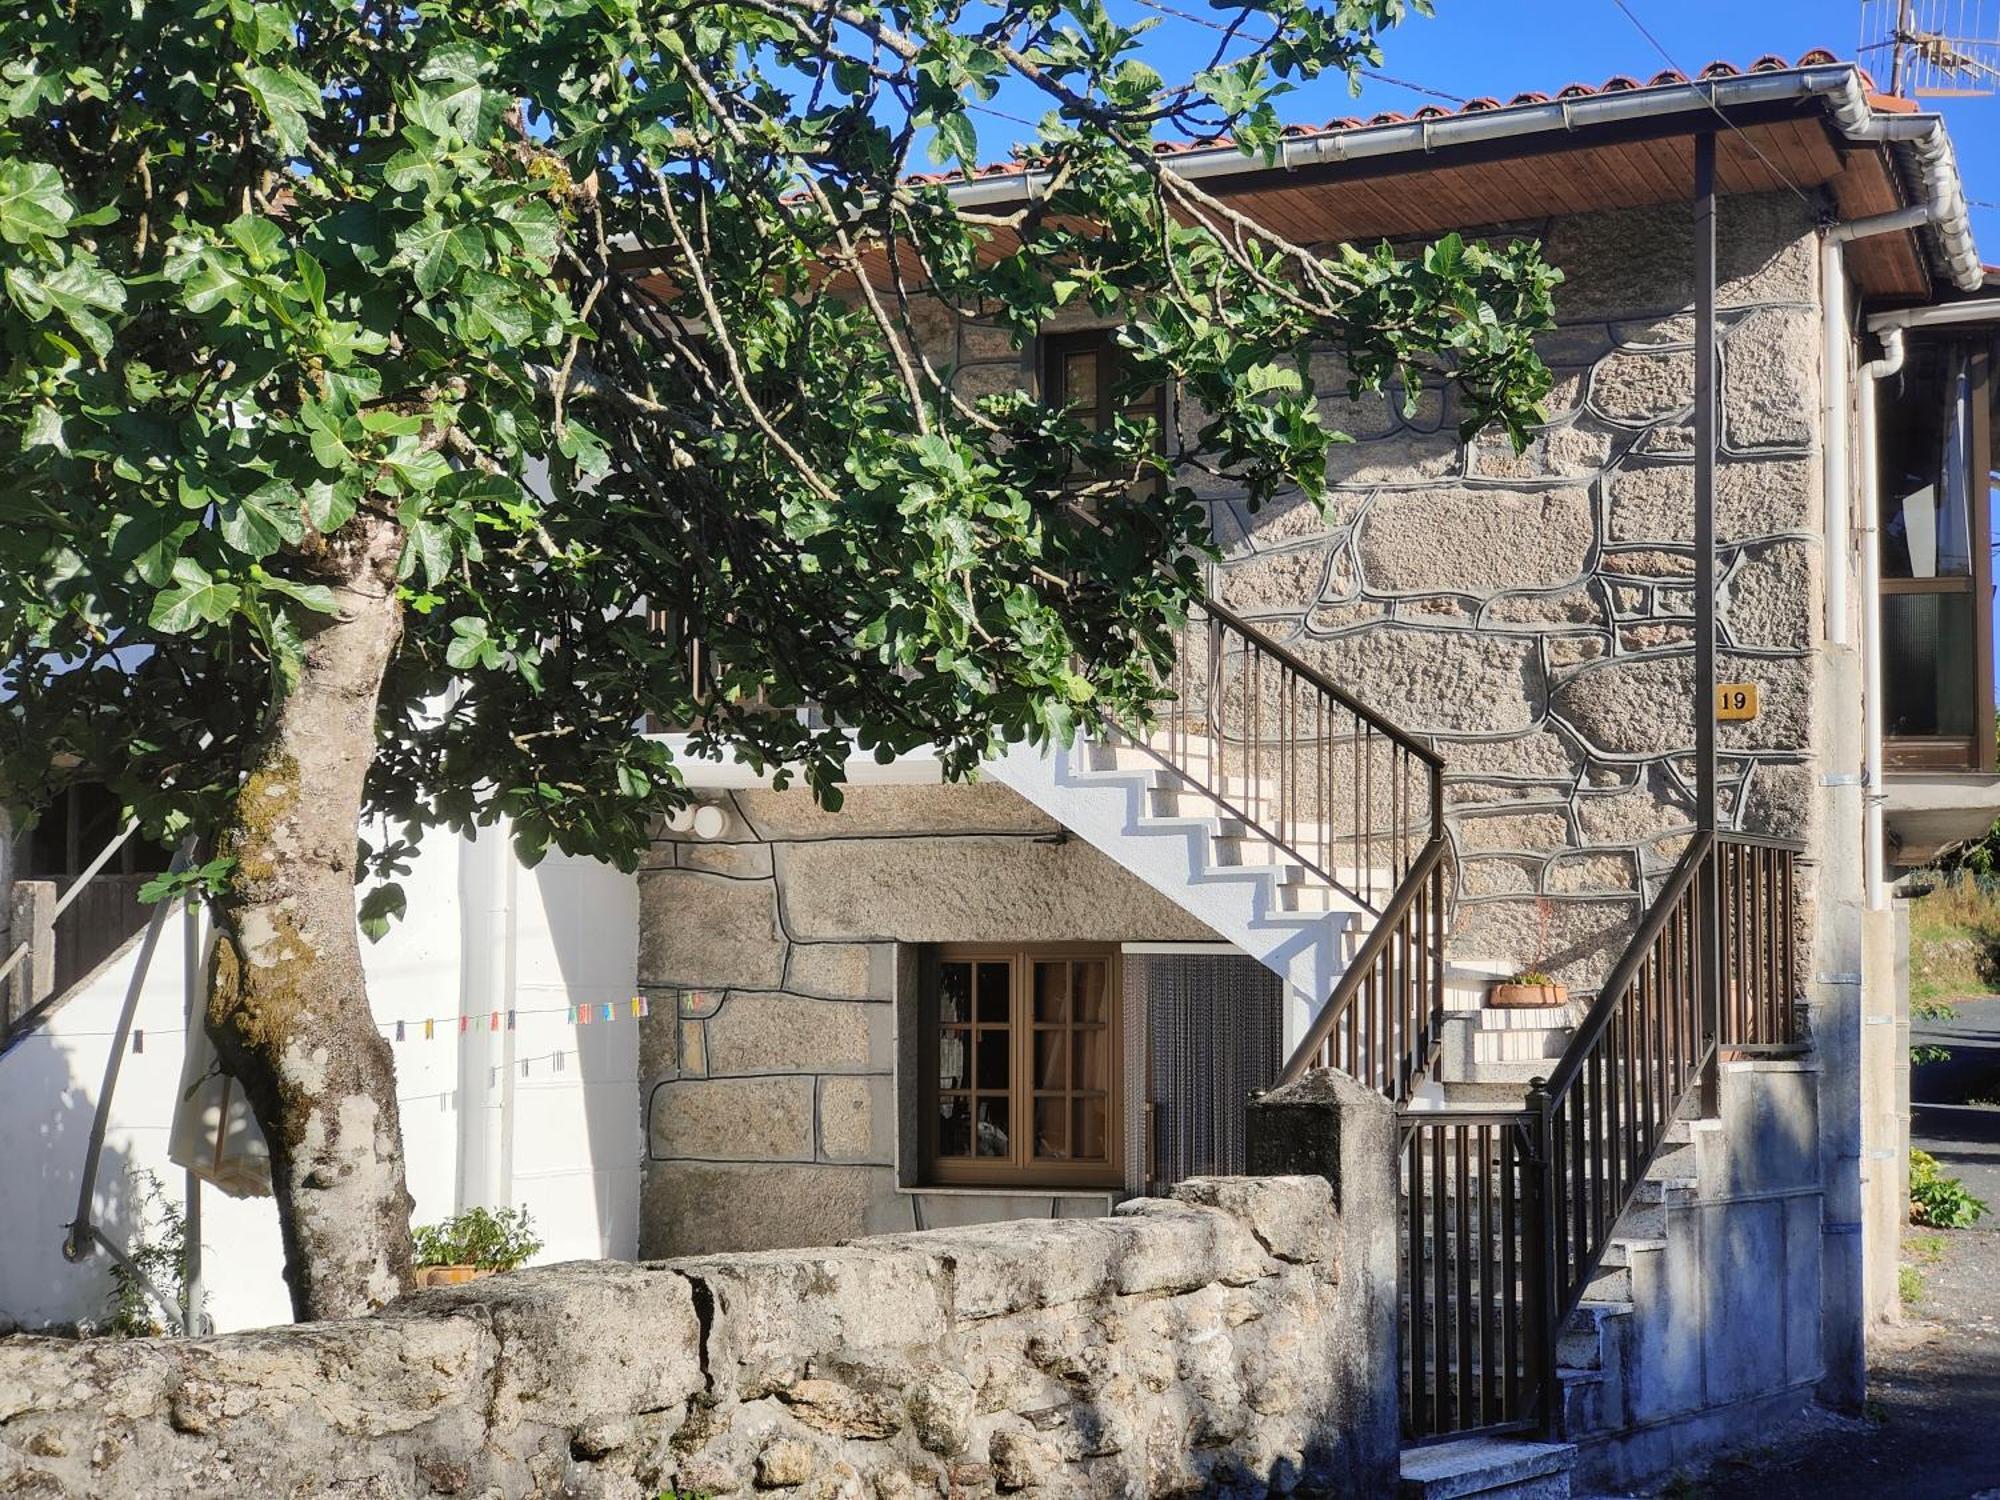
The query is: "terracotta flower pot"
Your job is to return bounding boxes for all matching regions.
[1489,981,1569,1009]
[414,1264,492,1288]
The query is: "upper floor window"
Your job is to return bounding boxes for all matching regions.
[1042,329,1165,500]
[1878,331,1997,771]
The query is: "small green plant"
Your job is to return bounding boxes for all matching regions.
[411,1206,542,1272]
[1506,969,1556,986]
[1906,1233,1948,1265]
[1909,1148,1990,1229]
[1912,998,1958,1066]
[1899,1263,1924,1306]
[104,1167,188,1337]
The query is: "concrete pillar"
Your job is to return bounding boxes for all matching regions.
[1813,642,1868,1408]
[1247,1068,1398,1498]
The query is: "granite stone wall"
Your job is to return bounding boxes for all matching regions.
[1197,193,1826,984]
[0,1176,1393,1499]
[636,783,1216,1259]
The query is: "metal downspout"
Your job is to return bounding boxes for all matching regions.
[1855,328,1905,912]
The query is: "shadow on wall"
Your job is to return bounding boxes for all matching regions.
[516,850,642,1261]
[0,1029,143,1331]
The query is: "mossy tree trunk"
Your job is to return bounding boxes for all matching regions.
[205,513,416,1321]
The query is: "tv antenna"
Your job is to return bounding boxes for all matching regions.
[1860,0,2000,97]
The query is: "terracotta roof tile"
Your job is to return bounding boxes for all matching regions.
[909,52,1874,182]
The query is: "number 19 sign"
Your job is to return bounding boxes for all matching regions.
[1716,682,1759,721]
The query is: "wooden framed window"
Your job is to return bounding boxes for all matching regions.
[921,944,1122,1187]
[1041,328,1166,498]
[1879,332,1997,771]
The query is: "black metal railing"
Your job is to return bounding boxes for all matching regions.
[1277,836,1450,1103]
[1135,598,1443,915]
[1399,831,1803,1443]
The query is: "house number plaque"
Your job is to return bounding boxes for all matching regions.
[1716,683,1758,721]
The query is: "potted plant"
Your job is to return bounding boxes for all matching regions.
[1489,967,1569,1009]
[1489,899,1568,1008]
[411,1206,543,1288]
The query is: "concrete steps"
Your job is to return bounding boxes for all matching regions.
[986,730,1397,1042]
[1400,1437,1576,1499]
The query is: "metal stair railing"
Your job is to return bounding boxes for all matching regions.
[1395,831,1805,1444]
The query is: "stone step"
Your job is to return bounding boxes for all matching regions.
[1399,1437,1576,1500]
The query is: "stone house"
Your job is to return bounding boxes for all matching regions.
[632,51,1998,1485]
[3,47,1995,1497]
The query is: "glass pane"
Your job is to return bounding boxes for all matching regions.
[975,1097,1010,1157]
[1884,590,1978,737]
[938,1028,969,1091]
[975,1028,1010,1090]
[1033,1028,1068,1090]
[1062,350,1098,420]
[1881,341,1975,578]
[976,962,1010,1023]
[1073,960,1107,1023]
[1033,961,1068,1024]
[938,962,970,1024]
[1034,1097,1069,1159]
[937,1095,970,1157]
[1072,1095,1107,1162]
[1074,1024,1108,1091]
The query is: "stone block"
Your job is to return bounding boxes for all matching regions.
[1543,193,1816,319]
[1296,627,1544,736]
[953,361,1024,403]
[1448,897,1638,988]
[1574,770,1696,845]
[785,940,893,1000]
[734,782,1057,840]
[1722,538,1816,651]
[1216,543,1332,616]
[1723,307,1816,450]
[1323,424,1461,488]
[648,1075,816,1161]
[1356,486,1592,596]
[1168,1175,1336,1267]
[703,992,883,1076]
[1436,729,1584,781]
[1236,486,1366,547]
[1456,810,1572,856]
[1545,850,1640,896]
[638,870,785,989]
[1589,348,1693,425]
[818,1075,888,1163]
[640,1161,900,1257]
[673,841,774,879]
[1460,855,1541,896]
[1551,652,1810,758]
[775,836,1217,944]
[1607,459,1816,544]
[1740,761,1813,843]
[1484,586,1604,628]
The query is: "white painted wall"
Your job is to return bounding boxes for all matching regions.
[0,825,640,1334]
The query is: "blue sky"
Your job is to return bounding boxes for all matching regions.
[969,0,2000,261]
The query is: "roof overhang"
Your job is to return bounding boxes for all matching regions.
[942,61,1981,301]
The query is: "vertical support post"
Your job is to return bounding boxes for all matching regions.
[1524,1078,1560,1439]
[1693,132,1723,1115]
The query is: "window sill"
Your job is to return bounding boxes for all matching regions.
[897,1182,1119,1203]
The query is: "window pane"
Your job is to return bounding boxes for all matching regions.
[1073,960,1107,1023]
[976,962,1010,1023]
[938,962,970,1024]
[975,1028,1010,1090]
[938,1028,969,1091]
[975,1097,1010,1157]
[1074,1024,1108,1091]
[1062,350,1098,422]
[1033,960,1068,1024]
[1881,341,1975,578]
[1033,1029,1068,1091]
[937,1096,971,1157]
[1034,1097,1069,1160]
[1885,590,1978,737]
[1072,1095,1107,1162]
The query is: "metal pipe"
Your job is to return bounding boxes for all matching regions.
[1821,206,1937,649]
[1855,327,1906,912]
[1867,299,2000,333]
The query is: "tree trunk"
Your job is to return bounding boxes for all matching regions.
[205,514,416,1322]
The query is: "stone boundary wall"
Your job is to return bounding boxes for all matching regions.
[637,782,1217,1258]
[0,1176,1386,1500]
[919,192,1827,988]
